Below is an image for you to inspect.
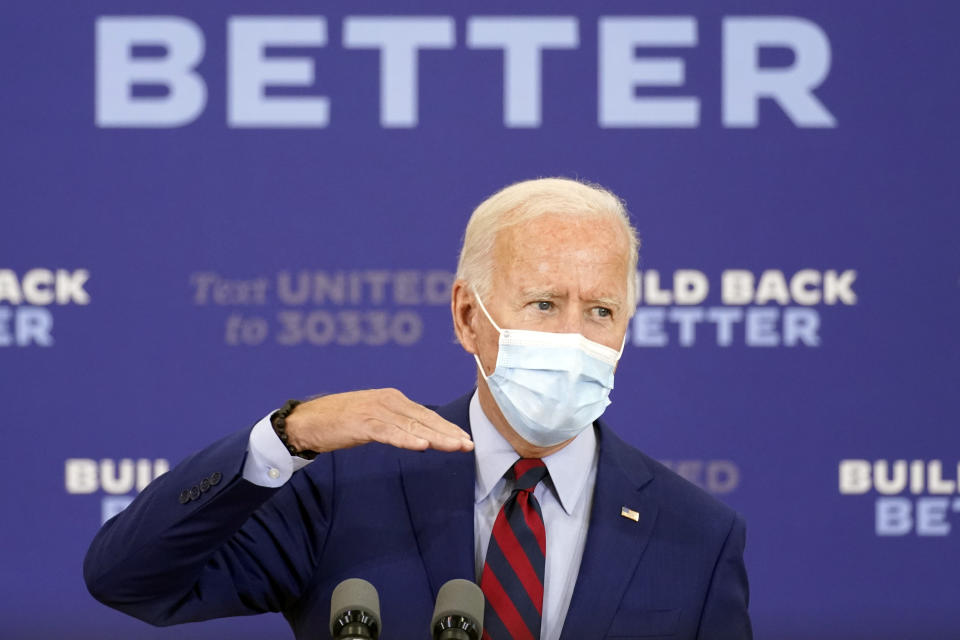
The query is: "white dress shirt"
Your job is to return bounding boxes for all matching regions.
[469,392,598,640]
[243,412,312,487]
[242,391,600,640]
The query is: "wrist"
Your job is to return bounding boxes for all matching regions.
[284,411,314,454]
[271,399,318,460]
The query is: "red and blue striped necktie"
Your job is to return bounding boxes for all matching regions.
[481,458,548,640]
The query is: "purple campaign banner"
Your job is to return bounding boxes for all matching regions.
[1,1,958,638]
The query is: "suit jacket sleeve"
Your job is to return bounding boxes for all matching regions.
[696,512,752,639]
[83,427,334,626]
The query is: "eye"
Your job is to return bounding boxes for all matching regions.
[593,307,612,319]
[535,300,553,311]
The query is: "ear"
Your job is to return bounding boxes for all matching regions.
[451,279,480,354]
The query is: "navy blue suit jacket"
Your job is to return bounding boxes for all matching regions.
[84,392,751,639]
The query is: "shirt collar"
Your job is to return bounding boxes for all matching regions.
[470,391,597,515]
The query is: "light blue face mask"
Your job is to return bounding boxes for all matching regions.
[472,290,624,447]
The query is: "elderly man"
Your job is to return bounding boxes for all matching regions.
[84,178,751,639]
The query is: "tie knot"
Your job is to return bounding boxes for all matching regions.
[511,458,547,492]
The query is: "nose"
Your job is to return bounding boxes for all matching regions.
[557,305,586,335]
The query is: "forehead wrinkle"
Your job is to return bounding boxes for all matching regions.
[506,250,627,294]
[491,214,631,299]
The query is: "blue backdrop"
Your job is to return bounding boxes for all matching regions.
[2,1,958,638]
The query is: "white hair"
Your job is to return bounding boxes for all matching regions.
[455,177,640,310]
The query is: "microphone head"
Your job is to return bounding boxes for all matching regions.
[431,579,484,640]
[330,578,381,639]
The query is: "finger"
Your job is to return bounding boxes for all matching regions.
[377,389,473,451]
[392,415,467,452]
[408,408,474,452]
[365,418,430,451]
[390,396,472,442]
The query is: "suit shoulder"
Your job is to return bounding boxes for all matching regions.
[646,453,738,521]
[598,423,741,535]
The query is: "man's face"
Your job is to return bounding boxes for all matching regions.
[472,213,631,375]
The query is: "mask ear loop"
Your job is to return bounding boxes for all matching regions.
[471,285,502,380]
[473,354,491,382]
[471,285,503,333]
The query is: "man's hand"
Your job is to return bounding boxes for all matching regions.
[283,389,474,454]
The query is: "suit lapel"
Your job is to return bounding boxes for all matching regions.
[559,422,657,639]
[399,392,476,598]
[400,393,658,635]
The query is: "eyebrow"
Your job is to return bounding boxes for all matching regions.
[519,288,623,310]
[591,297,623,311]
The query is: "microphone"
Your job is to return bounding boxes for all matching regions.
[430,579,484,640]
[329,578,381,640]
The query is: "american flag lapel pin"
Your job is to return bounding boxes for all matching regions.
[620,506,640,522]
